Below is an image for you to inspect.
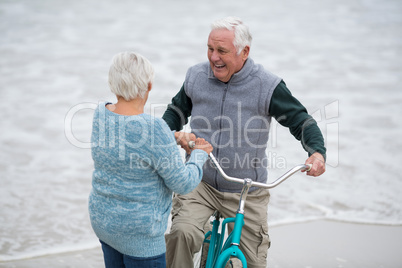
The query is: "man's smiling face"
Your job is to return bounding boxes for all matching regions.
[207,29,249,83]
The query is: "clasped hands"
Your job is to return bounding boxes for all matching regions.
[174,131,213,155]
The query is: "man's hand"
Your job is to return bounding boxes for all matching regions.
[304,152,326,177]
[174,131,196,154]
[193,138,213,155]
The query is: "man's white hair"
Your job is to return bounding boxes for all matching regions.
[211,17,252,55]
[108,52,154,101]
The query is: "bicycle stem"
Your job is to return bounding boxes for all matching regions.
[238,178,252,214]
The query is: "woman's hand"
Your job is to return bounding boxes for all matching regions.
[174,132,196,154]
[193,138,213,155]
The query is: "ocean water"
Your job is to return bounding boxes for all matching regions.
[1,0,401,262]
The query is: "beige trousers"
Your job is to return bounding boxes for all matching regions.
[165,181,271,268]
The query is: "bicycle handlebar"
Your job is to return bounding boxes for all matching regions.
[209,153,311,189]
[188,141,311,189]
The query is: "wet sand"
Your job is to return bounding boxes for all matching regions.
[2,220,401,268]
[267,220,402,268]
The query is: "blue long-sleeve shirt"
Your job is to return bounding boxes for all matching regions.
[88,103,208,257]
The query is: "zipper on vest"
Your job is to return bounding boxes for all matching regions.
[214,85,229,189]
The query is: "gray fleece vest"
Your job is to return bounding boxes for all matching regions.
[184,58,281,193]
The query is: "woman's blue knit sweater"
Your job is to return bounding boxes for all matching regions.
[89,103,208,257]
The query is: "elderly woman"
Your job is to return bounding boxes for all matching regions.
[89,51,212,268]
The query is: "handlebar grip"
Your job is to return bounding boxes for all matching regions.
[305,164,313,172]
[188,140,196,148]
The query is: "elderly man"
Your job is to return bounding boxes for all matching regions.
[163,17,326,268]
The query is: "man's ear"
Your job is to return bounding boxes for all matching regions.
[242,46,250,61]
[148,82,152,91]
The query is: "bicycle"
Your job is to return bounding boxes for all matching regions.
[194,152,312,268]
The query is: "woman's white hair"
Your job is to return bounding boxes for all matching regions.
[211,17,252,55]
[108,51,154,101]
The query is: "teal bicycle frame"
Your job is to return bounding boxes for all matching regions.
[200,153,311,268]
